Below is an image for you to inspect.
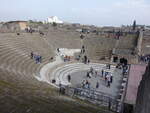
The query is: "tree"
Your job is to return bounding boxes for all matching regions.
[52,22,57,27]
[133,20,136,30]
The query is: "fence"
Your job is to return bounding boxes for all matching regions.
[61,86,121,112]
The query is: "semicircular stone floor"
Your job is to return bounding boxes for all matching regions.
[50,63,123,97]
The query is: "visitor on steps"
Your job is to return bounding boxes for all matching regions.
[57,48,60,52]
[36,55,40,64]
[39,56,42,63]
[31,52,34,59]
[87,59,90,64]
[50,57,53,61]
[84,55,87,64]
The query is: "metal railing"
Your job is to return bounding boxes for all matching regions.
[62,86,120,112]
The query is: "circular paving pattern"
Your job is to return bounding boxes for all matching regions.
[49,63,122,97]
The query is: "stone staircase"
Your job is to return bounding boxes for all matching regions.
[84,37,116,60]
[0,33,54,85]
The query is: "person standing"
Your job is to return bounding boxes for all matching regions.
[31,52,33,59]
[67,75,71,82]
[101,69,104,77]
[110,73,113,83]
[96,81,99,89]
[107,75,111,87]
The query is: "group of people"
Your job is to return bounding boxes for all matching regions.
[30,52,42,64]
[81,64,113,89]
[64,55,71,62]
[82,79,91,89]
[25,28,35,34]
[81,67,96,89]
[116,63,129,76]
[102,69,113,87]
[57,48,71,62]
[140,55,150,63]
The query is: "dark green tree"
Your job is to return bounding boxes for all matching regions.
[52,22,57,27]
[133,20,136,30]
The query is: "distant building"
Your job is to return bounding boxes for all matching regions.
[45,16,63,24]
[2,21,28,31]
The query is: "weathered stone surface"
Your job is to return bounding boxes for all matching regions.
[135,62,150,113]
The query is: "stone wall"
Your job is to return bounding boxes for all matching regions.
[134,62,150,113]
[136,31,143,56]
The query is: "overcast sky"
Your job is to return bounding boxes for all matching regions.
[0,0,149,26]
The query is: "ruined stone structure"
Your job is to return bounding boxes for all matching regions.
[134,62,150,113]
[1,21,28,32]
[136,30,143,56]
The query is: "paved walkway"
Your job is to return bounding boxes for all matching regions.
[51,63,122,97]
[35,53,63,87]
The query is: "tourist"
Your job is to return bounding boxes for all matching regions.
[95,71,98,78]
[107,75,111,87]
[82,49,85,54]
[31,52,34,59]
[87,59,90,64]
[105,74,107,83]
[106,64,111,69]
[96,81,99,89]
[101,69,104,77]
[82,45,85,49]
[57,48,60,52]
[86,81,90,89]
[37,55,40,63]
[59,83,62,94]
[67,75,71,82]
[84,55,87,64]
[86,72,90,78]
[82,79,86,88]
[85,80,90,89]
[50,57,53,61]
[68,56,71,61]
[34,55,38,64]
[64,55,67,62]
[105,71,108,77]
[90,67,94,75]
[108,64,111,69]
[110,73,113,83]
[39,56,42,63]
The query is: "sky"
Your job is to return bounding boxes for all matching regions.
[0,0,150,26]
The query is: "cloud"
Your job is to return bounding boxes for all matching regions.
[68,0,150,26]
[112,0,150,24]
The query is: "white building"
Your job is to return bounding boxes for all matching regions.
[45,16,63,24]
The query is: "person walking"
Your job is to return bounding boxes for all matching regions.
[101,69,104,77]
[96,81,99,89]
